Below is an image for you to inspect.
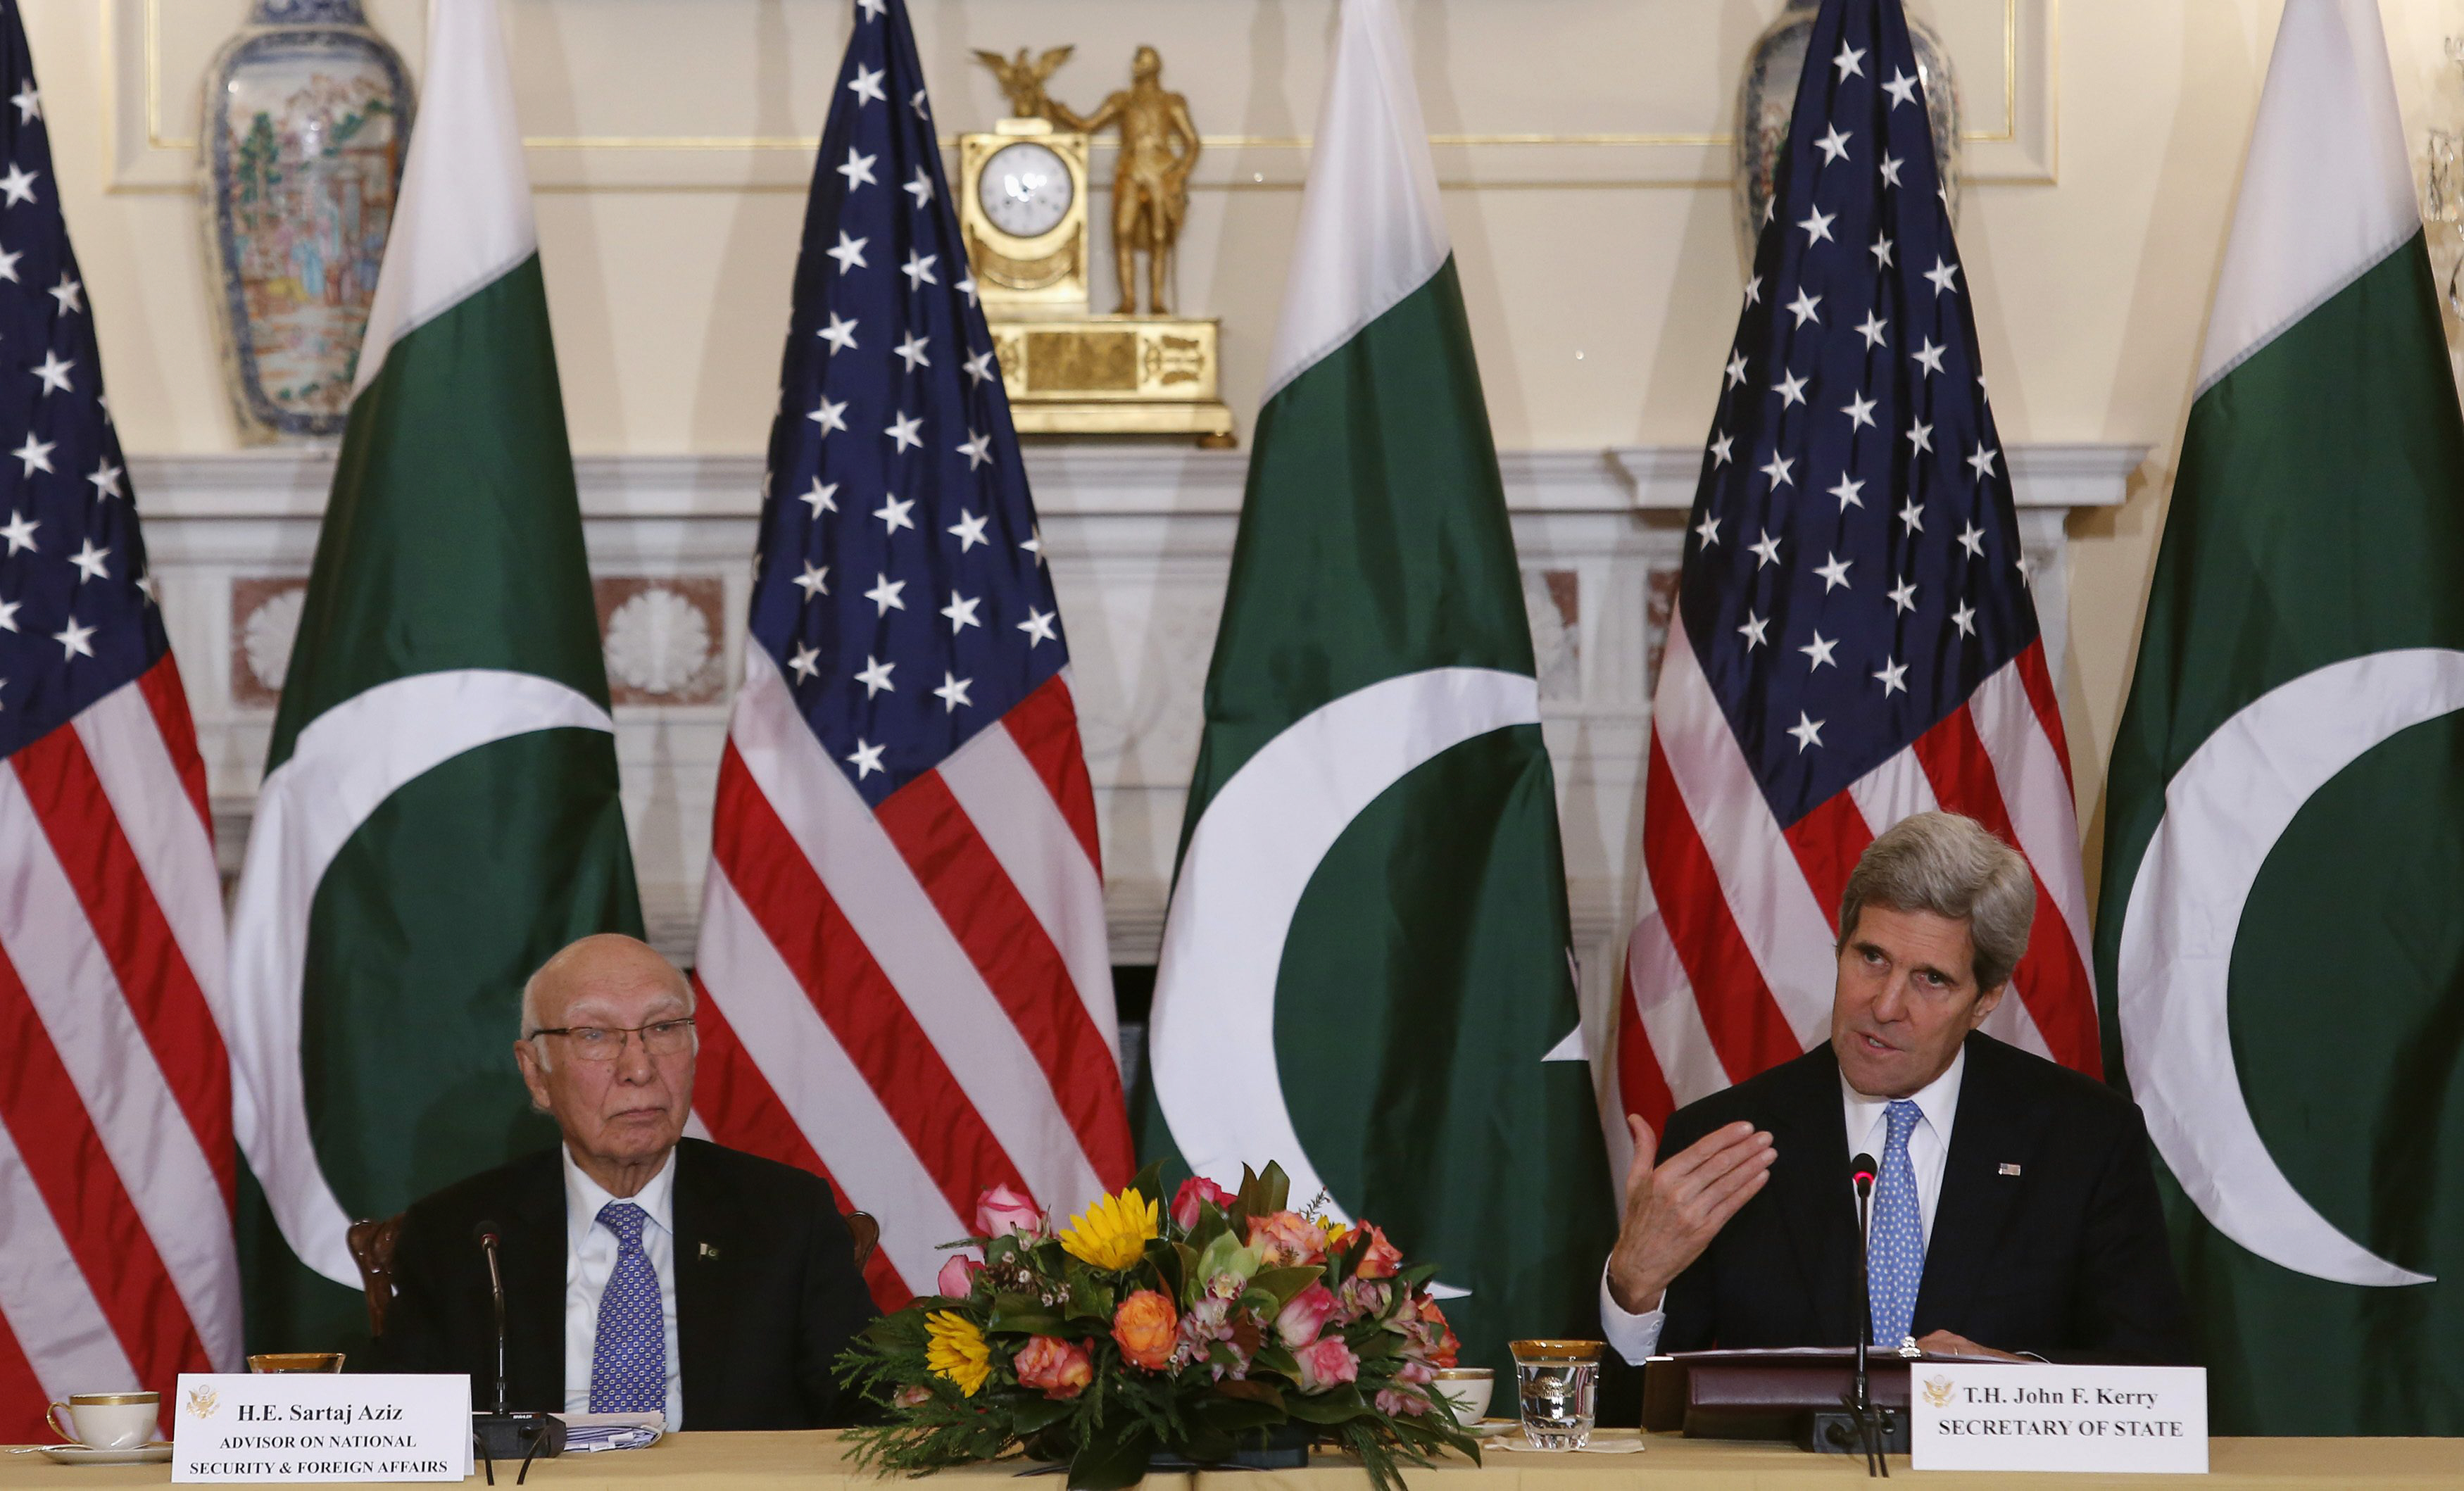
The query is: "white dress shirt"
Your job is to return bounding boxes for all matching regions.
[1602,1048,1967,1364]
[560,1146,683,1426]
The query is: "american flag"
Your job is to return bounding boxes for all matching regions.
[1616,0,2096,1134]
[689,0,1131,1305]
[0,0,237,1437]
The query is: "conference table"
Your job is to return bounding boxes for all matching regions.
[7,1430,2458,1489]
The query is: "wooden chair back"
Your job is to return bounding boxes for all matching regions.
[346,1214,406,1339]
[846,1211,880,1271]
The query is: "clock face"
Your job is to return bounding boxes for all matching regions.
[978,141,1074,239]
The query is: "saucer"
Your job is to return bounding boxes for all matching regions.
[38,1443,173,1466]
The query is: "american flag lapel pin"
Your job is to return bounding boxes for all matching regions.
[1997,1162,2023,1177]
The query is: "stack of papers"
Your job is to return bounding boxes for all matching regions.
[552,1413,665,1452]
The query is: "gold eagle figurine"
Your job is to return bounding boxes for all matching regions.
[972,45,1077,124]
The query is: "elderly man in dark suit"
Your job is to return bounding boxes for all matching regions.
[1604,812,2192,1364]
[368,934,875,1428]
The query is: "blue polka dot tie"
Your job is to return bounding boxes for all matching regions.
[589,1202,665,1414]
[1866,1100,1925,1349]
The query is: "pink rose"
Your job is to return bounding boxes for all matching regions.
[974,1182,1043,1238]
[1275,1281,1340,1348]
[1171,1176,1237,1230]
[936,1254,982,1298]
[1293,1335,1359,1393]
[1013,1335,1095,1400]
[893,1384,934,1409]
[1352,1223,1403,1278]
[1247,1210,1328,1266]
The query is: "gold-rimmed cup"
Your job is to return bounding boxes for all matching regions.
[46,1392,159,1451]
[248,1352,346,1373]
[1431,1366,1494,1422]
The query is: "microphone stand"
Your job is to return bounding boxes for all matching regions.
[470,1224,566,1484]
[1846,1161,1890,1478]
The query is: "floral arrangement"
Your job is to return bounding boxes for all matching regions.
[838,1162,1476,1491]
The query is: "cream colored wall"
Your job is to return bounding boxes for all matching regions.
[23,0,2464,898]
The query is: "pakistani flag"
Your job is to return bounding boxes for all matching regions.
[226,0,641,1350]
[2094,0,2463,1434]
[1143,0,1612,1373]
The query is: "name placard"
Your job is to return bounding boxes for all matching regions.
[1908,1363,2207,1474]
[172,1373,472,1483]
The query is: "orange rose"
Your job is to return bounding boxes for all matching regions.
[1112,1289,1179,1371]
[1353,1222,1404,1278]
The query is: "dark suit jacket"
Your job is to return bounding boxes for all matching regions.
[1656,1033,2192,1364]
[365,1138,876,1428]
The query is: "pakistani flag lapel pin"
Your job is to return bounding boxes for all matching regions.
[698,1241,720,1260]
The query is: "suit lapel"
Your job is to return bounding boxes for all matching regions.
[504,1156,567,1411]
[1914,1036,2042,1330]
[670,1140,729,1414]
[1766,1044,1860,1344]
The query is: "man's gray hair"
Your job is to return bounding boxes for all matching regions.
[1836,811,2035,991]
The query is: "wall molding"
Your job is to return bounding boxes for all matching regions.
[106,0,2056,194]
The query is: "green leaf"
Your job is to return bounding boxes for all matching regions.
[1129,1158,1166,1212]
[986,1295,1066,1336]
[1195,1397,1283,1436]
[1010,1397,1076,1435]
[1281,1386,1368,1425]
[1068,1427,1157,1491]
[1210,1380,1285,1410]
[861,1309,931,1348]
[1348,1330,1401,1362]
[1248,1266,1324,1311]
[1237,1162,1290,1216]
[1142,1238,1185,1302]
[1183,1204,1229,1252]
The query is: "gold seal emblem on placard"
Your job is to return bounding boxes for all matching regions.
[184,1385,220,1420]
[1921,1376,1956,1409]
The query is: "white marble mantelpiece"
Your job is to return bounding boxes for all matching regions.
[130,443,2142,1030]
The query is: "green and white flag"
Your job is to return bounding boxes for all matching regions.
[226,0,641,1347]
[2094,0,2461,1433]
[1143,0,1612,1373]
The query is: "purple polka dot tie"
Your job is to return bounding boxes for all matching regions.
[1866,1100,1925,1349]
[589,1201,665,1414]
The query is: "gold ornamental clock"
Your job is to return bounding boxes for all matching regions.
[960,119,1090,318]
[957,48,1235,448]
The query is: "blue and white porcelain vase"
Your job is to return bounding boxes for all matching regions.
[1733,0,1960,268]
[200,0,412,443]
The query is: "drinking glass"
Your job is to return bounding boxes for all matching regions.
[1509,1339,1602,1449]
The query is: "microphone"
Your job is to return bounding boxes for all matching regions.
[472,1221,508,1416]
[469,1219,564,1483]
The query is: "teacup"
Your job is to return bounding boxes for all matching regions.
[46,1392,159,1451]
[1431,1366,1494,1422]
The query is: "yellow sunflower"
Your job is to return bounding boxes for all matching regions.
[1058,1185,1159,1271]
[924,1310,992,1397]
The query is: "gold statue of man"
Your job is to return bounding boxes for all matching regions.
[1051,47,1199,317]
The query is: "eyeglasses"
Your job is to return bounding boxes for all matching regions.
[526,1018,697,1062]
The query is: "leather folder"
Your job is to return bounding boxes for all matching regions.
[1642,1347,1965,1440]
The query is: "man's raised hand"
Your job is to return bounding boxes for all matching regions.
[1604,1116,1775,1314]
